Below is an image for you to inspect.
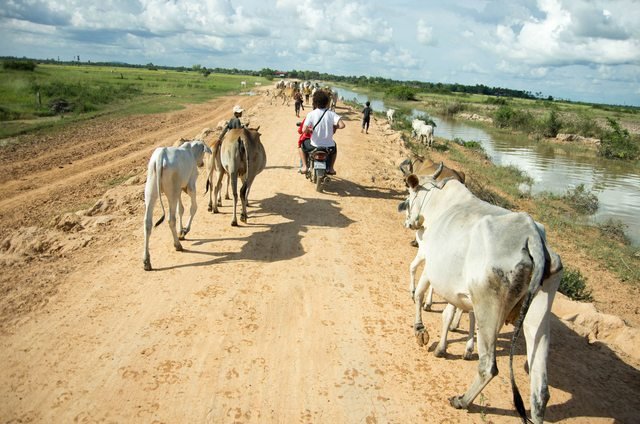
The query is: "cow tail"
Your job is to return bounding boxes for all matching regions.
[205,140,219,195]
[154,148,167,227]
[509,235,546,424]
[242,132,251,186]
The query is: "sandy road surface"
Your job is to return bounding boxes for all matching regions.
[1,91,639,423]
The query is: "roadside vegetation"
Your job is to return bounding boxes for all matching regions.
[0,59,267,139]
[335,79,640,162]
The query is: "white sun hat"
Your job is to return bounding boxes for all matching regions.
[233,105,244,114]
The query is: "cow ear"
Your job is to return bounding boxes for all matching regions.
[397,199,409,212]
[399,158,412,176]
[406,174,420,189]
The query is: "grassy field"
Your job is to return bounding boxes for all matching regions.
[0,62,268,138]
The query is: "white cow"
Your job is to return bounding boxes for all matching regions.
[240,81,247,89]
[387,108,395,123]
[410,227,477,360]
[399,163,563,424]
[412,119,435,147]
[142,140,212,271]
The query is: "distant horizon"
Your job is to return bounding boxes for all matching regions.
[1,1,638,107]
[10,55,637,109]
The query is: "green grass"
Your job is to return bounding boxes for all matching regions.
[0,63,268,138]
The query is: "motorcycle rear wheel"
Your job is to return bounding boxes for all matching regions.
[315,169,325,192]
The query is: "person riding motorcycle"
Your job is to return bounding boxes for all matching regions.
[298,90,345,175]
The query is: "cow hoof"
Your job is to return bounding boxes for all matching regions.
[143,260,152,271]
[240,214,247,223]
[175,243,183,251]
[423,303,432,312]
[207,205,213,212]
[449,395,466,409]
[414,323,429,347]
[231,220,238,227]
[213,208,219,214]
[225,195,231,200]
[463,350,473,361]
[434,346,446,358]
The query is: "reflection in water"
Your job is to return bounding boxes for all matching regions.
[334,86,640,245]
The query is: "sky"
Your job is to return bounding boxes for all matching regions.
[1,0,639,106]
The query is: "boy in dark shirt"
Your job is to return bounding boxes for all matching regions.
[361,101,372,134]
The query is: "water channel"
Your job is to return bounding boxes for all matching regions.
[333,87,640,246]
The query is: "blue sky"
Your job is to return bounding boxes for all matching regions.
[1,0,639,106]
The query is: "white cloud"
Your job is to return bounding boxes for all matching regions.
[0,0,638,105]
[488,0,640,66]
[417,19,435,45]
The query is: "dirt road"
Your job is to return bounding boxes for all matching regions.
[1,90,638,423]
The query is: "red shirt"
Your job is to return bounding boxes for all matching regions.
[297,118,310,147]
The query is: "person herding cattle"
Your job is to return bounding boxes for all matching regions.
[299,90,345,175]
[218,105,244,142]
[294,89,304,118]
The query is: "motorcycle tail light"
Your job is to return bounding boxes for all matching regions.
[313,152,327,161]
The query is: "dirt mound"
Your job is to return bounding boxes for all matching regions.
[554,294,640,366]
[0,225,93,266]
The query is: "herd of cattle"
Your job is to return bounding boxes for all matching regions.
[141,86,563,424]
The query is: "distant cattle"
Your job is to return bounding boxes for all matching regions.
[398,163,563,424]
[386,108,395,123]
[411,119,434,147]
[241,81,247,89]
[143,140,212,271]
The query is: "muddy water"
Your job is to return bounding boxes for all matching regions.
[334,87,640,246]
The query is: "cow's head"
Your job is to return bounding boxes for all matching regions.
[398,163,444,230]
[398,173,424,230]
[189,140,212,167]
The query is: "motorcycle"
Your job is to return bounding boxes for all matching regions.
[306,146,334,192]
[296,121,334,192]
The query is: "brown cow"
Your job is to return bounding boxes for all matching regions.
[207,127,266,226]
[399,157,465,184]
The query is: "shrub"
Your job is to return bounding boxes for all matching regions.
[598,117,639,160]
[564,112,602,138]
[2,59,37,71]
[0,106,22,121]
[559,268,593,302]
[442,102,465,116]
[389,107,413,131]
[484,96,507,105]
[564,184,599,215]
[493,105,534,131]
[540,109,562,138]
[598,219,630,245]
[384,85,417,101]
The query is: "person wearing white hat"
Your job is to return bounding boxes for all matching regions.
[218,105,244,142]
